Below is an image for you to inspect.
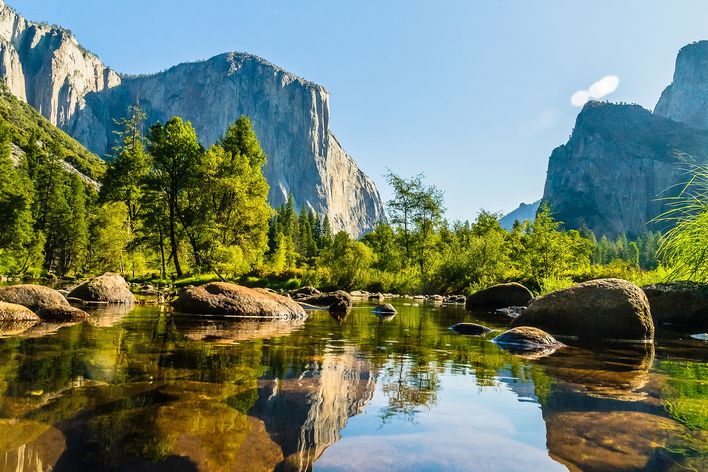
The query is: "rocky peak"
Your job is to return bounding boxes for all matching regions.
[542,100,708,237]
[0,1,120,126]
[655,40,708,128]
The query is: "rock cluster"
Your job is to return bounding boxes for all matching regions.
[0,284,89,323]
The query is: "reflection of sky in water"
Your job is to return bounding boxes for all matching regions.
[318,371,566,472]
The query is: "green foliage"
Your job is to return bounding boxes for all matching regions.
[318,231,373,289]
[98,112,274,280]
[516,203,592,288]
[589,230,660,270]
[657,165,708,282]
[0,83,104,179]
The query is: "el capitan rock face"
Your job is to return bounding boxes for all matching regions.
[0,1,384,236]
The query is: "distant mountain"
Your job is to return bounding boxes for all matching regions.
[0,1,384,236]
[542,42,708,238]
[499,200,540,230]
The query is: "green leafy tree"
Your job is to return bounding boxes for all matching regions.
[0,124,37,274]
[518,203,592,287]
[145,117,204,276]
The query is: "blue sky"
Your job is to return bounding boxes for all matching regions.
[9,0,708,220]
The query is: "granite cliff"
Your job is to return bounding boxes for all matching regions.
[0,1,384,236]
[655,41,708,129]
[542,42,708,237]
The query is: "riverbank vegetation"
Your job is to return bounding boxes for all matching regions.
[1,104,703,295]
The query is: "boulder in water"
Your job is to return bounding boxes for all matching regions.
[372,304,397,314]
[0,285,69,311]
[450,322,493,335]
[466,283,533,310]
[68,273,136,303]
[642,282,708,331]
[511,278,653,342]
[297,290,353,312]
[173,282,306,319]
[0,301,39,321]
[492,326,564,351]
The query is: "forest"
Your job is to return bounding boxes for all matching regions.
[0,98,704,295]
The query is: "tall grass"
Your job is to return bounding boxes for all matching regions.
[656,166,708,282]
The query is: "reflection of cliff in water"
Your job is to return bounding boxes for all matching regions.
[252,346,376,471]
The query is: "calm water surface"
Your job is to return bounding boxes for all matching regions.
[0,299,705,471]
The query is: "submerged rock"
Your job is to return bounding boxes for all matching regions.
[0,301,39,322]
[0,285,69,312]
[450,322,493,336]
[297,291,353,312]
[511,278,654,343]
[36,305,91,322]
[68,273,136,303]
[372,304,397,315]
[492,326,563,351]
[642,282,708,331]
[173,282,306,319]
[466,283,533,310]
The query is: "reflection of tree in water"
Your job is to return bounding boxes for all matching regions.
[379,358,439,424]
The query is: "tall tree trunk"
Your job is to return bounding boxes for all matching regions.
[168,196,183,277]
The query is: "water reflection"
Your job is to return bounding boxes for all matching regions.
[172,316,306,344]
[0,301,703,471]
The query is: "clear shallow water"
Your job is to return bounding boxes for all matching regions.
[0,300,705,471]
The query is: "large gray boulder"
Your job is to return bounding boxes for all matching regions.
[510,278,654,342]
[0,284,69,311]
[0,301,39,321]
[466,283,533,310]
[642,282,708,331]
[68,273,136,303]
[173,282,306,319]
